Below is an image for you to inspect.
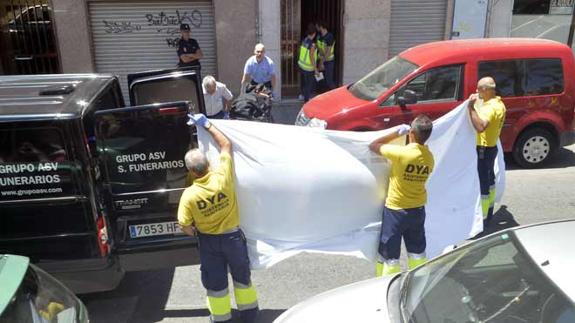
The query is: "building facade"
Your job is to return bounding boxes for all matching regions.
[1,0,574,100]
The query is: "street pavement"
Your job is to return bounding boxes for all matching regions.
[81,100,575,322]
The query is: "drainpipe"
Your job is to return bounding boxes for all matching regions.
[255,0,262,42]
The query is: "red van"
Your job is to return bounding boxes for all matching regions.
[296,38,575,168]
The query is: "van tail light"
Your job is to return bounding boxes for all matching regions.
[158,107,183,115]
[97,216,110,257]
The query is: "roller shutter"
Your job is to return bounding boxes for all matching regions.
[389,0,448,57]
[88,1,216,102]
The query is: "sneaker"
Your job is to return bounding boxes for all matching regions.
[298,94,304,101]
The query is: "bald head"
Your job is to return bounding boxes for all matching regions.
[184,149,209,177]
[478,77,496,90]
[477,76,496,100]
[254,43,266,61]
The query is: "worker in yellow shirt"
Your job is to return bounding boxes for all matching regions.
[468,77,506,227]
[369,115,435,277]
[178,114,258,323]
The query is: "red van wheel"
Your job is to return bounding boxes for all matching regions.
[512,128,556,168]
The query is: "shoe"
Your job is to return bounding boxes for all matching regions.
[298,94,304,101]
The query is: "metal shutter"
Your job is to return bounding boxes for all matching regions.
[389,0,448,57]
[88,1,216,102]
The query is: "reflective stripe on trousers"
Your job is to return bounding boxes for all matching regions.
[407,252,427,269]
[376,258,400,277]
[234,280,259,311]
[206,288,232,322]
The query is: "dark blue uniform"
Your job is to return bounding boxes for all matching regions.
[177,38,201,68]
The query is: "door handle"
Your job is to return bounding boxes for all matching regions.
[14,55,34,61]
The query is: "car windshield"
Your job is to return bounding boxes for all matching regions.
[1,264,83,322]
[400,232,575,323]
[348,56,418,101]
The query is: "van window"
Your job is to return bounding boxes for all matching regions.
[131,77,200,108]
[96,108,190,195]
[383,65,462,106]
[349,56,419,101]
[524,59,564,95]
[0,127,76,200]
[85,85,123,155]
[478,59,563,97]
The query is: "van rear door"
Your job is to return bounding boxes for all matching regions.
[0,121,101,263]
[94,101,201,271]
[127,66,205,109]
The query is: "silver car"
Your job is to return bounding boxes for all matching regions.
[275,220,575,323]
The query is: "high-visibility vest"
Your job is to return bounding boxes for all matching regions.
[298,39,316,72]
[317,36,335,61]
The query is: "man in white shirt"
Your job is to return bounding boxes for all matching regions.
[203,75,234,119]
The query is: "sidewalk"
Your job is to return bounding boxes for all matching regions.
[272,98,303,125]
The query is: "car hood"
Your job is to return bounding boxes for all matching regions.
[274,275,397,323]
[303,86,368,121]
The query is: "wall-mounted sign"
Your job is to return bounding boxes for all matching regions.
[550,0,574,14]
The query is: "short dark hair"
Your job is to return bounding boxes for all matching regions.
[411,115,433,144]
[305,23,316,36]
[316,20,328,29]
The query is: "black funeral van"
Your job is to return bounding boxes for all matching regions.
[0,67,205,293]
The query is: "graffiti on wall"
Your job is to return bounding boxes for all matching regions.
[102,9,203,48]
[103,20,142,34]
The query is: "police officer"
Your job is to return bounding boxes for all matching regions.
[468,77,506,227]
[369,115,435,276]
[298,23,319,102]
[177,23,203,68]
[316,21,336,90]
[178,114,258,323]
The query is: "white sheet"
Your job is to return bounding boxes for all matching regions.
[198,102,505,269]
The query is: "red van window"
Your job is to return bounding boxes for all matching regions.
[383,65,463,106]
[478,59,563,97]
[350,56,419,101]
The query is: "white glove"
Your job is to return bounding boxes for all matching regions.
[397,124,411,136]
[187,113,211,128]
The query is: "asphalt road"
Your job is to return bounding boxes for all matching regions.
[81,103,575,322]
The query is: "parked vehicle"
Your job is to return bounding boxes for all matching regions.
[0,67,205,293]
[296,38,575,168]
[274,220,575,323]
[0,254,89,322]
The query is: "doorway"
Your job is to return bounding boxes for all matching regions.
[280,0,343,97]
[0,0,60,74]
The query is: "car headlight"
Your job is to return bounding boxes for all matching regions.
[295,108,310,126]
[295,109,327,129]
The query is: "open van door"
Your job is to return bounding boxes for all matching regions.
[95,67,205,271]
[127,66,206,109]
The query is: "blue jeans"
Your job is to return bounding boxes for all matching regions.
[300,69,315,102]
[323,60,335,90]
[378,206,426,260]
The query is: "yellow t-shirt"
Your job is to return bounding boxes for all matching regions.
[380,143,434,210]
[475,96,506,147]
[177,152,239,234]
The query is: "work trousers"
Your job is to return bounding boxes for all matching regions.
[376,206,427,276]
[477,146,498,223]
[300,69,316,102]
[198,229,258,323]
[323,60,335,90]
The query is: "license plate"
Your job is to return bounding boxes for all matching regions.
[129,221,183,238]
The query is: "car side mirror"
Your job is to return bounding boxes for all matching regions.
[397,89,417,108]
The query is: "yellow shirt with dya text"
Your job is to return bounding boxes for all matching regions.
[380,143,434,210]
[177,152,239,234]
